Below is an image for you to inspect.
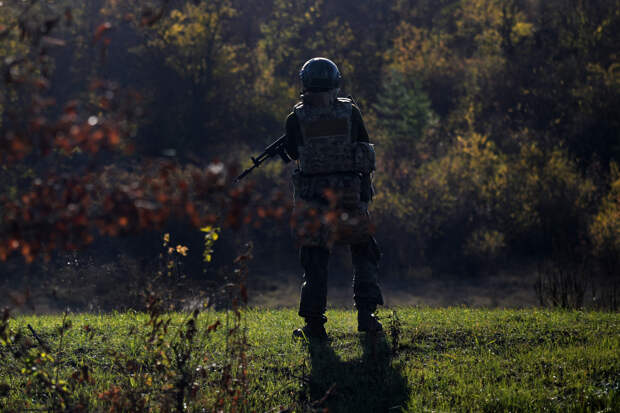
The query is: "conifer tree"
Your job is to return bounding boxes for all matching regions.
[372,70,433,156]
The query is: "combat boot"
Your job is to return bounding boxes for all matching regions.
[357,308,383,333]
[293,317,328,341]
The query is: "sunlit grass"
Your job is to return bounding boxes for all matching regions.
[1,308,618,412]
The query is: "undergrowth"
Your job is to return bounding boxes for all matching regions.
[1,307,618,412]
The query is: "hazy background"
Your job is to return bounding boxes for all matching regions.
[1,0,618,312]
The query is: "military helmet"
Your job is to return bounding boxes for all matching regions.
[299,57,341,91]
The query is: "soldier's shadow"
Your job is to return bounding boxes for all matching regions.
[305,334,409,412]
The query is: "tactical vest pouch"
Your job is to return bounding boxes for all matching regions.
[298,137,356,175]
[354,142,376,174]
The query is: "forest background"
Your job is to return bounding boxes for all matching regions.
[1,0,619,312]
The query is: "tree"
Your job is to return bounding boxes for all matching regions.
[0,1,252,263]
[373,70,432,149]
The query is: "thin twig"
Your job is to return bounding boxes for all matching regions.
[27,323,50,352]
[54,310,69,385]
[311,383,336,407]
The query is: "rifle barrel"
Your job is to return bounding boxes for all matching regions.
[235,134,288,183]
[235,165,256,183]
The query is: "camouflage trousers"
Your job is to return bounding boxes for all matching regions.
[298,235,384,321]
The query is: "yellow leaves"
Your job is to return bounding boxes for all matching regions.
[170,9,184,20]
[457,132,496,162]
[163,233,188,256]
[465,228,506,258]
[388,23,454,79]
[202,226,220,264]
[452,0,533,58]
[585,62,620,91]
[590,162,620,254]
[611,162,620,189]
[39,352,54,363]
[163,18,207,50]
[175,245,189,256]
[512,21,533,38]
[454,2,501,54]
[148,1,241,81]
[168,23,187,38]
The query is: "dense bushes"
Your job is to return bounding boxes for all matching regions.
[1,0,618,288]
[374,131,597,266]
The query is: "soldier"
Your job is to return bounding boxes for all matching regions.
[284,57,384,340]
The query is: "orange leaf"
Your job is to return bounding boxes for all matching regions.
[93,22,112,43]
[92,129,104,142]
[207,320,221,332]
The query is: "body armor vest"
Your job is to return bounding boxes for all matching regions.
[295,97,355,175]
[291,97,374,246]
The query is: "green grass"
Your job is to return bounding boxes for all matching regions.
[1,308,619,412]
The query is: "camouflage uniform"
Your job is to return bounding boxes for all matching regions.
[284,96,384,327]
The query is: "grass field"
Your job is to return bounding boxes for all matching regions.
[1,307,619,412]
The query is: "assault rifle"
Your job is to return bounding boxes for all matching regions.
[235,134,292,183]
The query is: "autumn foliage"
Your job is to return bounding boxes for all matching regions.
[0,0,618,288]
